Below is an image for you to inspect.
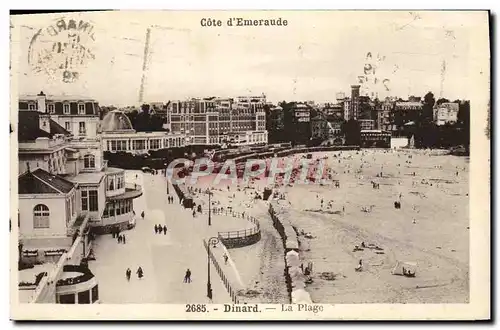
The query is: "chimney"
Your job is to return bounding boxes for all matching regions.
[39,114,51,134]
[350,85,361,120]
[36,91,47,113]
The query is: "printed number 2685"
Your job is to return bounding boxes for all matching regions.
[186,304,207,312]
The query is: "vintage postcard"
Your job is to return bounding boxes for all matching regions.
[9,10,490,320]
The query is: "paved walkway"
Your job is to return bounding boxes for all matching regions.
[88,171,231,304]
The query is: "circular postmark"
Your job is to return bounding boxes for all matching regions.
[28,17,96,83]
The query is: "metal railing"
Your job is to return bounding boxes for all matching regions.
[203,239,239,304]
[209,208,261,240]
[125,183,142,191]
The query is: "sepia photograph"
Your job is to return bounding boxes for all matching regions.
[9,9,490,320]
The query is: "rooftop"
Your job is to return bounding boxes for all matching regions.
[66,171,106,185]
[20,94,96,102]
[395,102,423,108]
[106,167,124,174]
[19,168,76,194]
[18,111,71,142]
[101,110,135,132]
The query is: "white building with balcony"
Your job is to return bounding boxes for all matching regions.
[17,92,143,303]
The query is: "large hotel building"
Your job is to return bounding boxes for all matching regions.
[167,95,268,146]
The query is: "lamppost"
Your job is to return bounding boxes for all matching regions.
[206,189,212,226]
[164,162,170,195]
[207,236,219,300]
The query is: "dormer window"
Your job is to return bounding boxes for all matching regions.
[47,104,55,113]
[63,103,70,114]
[78,103,85,115]
[28,103,36,110]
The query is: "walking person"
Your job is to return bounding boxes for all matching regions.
[184,269,192,283]
[126,268,131,281]
[223,253,228,265]
[154,224,158,234]
[137,267,144,279]
[163,225,167,234]
[141,211,145,219]
[158,225,163,235]
[118,234,122,244]
[122,235,126,244]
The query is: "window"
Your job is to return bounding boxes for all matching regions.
[33,204,49,228]
[59,293,75,304]
[78,290,90,304]
[116,176,124,189]
[79,122,86,135]
[66,198,70,222]
[81,191,88,210]
[71,193,76,216]
[132,140,145,150]
[103,204,109,218]
[48,104,55,113]
[78,103,85,115]
[65,122,71,131]
[81,190,98,212]
[63,103,70,114]
[116,140,127,151]
[88,190,98,211]
[108,177,115,190]
[150,139,160,150]
[91,285,99,303]
[83,154,95,169]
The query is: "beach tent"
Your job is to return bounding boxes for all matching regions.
[291,289,313,304]
[289,266,308,283]
[291,279,306,290]
[286,251,300,268]
[391,261,417,276]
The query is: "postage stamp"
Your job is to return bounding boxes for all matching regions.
[9,10,490,321]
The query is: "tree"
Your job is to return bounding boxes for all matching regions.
[436,98,450,106]
[422,92,436,123]
[344,119,361,146]
[457,100,470,151]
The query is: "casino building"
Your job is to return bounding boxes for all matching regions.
[100,110,186,154]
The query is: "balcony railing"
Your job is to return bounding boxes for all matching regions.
[125,183,142,191]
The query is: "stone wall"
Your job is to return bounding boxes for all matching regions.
[220,231,261,249]
[268,202,312,304]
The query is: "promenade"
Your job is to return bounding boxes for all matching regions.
[88,171,231,303]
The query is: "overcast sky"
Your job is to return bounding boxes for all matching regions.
[11,11,488,106]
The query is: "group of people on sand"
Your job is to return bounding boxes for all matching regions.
[126,267,144,281]
[111,228,127,244]
[154,224,168,235]
[167,196,175,204]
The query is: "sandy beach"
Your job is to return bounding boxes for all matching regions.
[187,149,469,304]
